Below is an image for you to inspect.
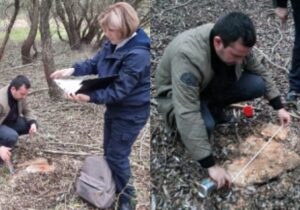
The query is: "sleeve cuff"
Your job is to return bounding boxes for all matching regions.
[198,154,216,168]
[87,92,100,104]
[28,120,38,129]
[269,96,284,110]
[71,63,80,76]
[273,0,288,8]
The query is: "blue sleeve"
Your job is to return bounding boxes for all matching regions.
[72,50,103,76]
[88,49,150,104]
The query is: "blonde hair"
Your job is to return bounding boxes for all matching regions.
[99,2,140,39]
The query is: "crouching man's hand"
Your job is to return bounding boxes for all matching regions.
[277,108,291,127]
[29,123,37,138]
[208,164,232,188]
[0,146,11,161]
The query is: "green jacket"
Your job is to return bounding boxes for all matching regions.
[155,23,281,161]
[0,85,36,124]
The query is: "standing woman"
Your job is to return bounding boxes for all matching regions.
[50,2,150,210]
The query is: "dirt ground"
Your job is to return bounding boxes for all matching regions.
[0,40,150,209]
[151,0,300,209]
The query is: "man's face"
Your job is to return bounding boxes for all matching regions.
[214,36,252,65]
[10,85,29,101]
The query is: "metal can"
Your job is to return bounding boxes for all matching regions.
[5,159,15,174]
[198,178,217,198]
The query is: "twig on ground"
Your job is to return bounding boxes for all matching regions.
[28,88,49,96]
[47,142,100,149]
[289,111,300,120]
[160,0,196,16]
[254,46,289,73]
[65,164,79,208]
[2,62,42,71]
[230,103,262,111]
[266,17,285,55]
[139,122,150,160]
[284,57,290,68]
[234,124,242,144]
[37,190,66,199]
[42,150,99,156]
[271,27,284,54]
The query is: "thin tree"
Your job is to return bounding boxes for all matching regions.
[40,0,61,100]
[0,0,20,62]
[21,0,39,64]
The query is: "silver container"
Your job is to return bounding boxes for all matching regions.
[198,178,217,198]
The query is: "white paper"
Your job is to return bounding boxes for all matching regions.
[54,79,83,94]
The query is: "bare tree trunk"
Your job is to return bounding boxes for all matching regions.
[40,0,61,100]
[62,0,81,49]
[0,0,20,62]
[53,15,68,43]
[55,0,81,50]
[80,17,99,45]
[21,0,39,64]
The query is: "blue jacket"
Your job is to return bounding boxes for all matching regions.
[72,28,150,120]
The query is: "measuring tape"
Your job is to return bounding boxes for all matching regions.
[232,125,284,182]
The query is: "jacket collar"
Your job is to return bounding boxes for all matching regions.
[103,28,150,57]
[115,32,137,51]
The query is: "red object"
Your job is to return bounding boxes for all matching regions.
[243,105,254,118]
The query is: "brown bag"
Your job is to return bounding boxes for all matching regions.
[76,156,116,209]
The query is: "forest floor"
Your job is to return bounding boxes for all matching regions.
[151,0,300,209]
[0,40,150,209]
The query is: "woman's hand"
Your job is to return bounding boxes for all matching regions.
[50,68,75,79]
[65,93,90,103]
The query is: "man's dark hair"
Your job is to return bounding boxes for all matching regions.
[211,12,256,48]
[10,75,31,89]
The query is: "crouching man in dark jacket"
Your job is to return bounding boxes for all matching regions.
[0,75,38,163]
[155,12,291,188]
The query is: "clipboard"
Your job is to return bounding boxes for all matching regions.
[54,75,118,94]
[76,74,118,94]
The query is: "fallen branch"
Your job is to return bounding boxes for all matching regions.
[234,126,241,144]
[42,150,99,156]
[271,27,284,55]
[47,142,100,149]
[160,0,196,16]
[2,62,42,71]
[266,17,284,55]
[230,103,262,111]
[65,164,79,207]
[139,122,150,160]
[38,190,66,199]
[254,46,289,73]
[288,111,300,120]
[29,88,48,96]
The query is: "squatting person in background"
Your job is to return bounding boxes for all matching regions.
[0,75,38,165]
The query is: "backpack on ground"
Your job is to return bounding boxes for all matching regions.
[76,156,116,209]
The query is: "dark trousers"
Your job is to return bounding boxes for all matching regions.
[0,117,30,147]
[289,0,300,92]
[103,116,147,204]
[201,72,266,132]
